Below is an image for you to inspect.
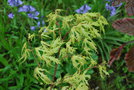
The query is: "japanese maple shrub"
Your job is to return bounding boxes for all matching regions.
[19,10,109,89]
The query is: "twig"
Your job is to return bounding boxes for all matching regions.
[125,40,134,45]
[62,30,71,40]
[50,30,71,90]
[80,66,98,73]
[50,49,60,90]
[50,64,58,90]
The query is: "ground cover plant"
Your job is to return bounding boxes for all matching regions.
[0,0,134,90]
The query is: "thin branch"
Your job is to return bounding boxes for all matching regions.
[80,66,98,73]
[50,30,71,90]
[50,49,60,90]
[50,64,58,90]
[62,30,71,40]
[125,40,134,45]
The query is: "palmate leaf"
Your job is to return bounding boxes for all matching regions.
[112,18,134,35]
[125,47,134,72]
[108,44,125,66]
[125,0,134,16]
[112,0,134,16]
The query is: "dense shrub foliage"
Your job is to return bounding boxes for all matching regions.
[20,10,109,89]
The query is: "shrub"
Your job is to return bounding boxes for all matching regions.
[19,10,109,90]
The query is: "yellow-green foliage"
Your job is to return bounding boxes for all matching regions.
[19,42,30,64]
[20,9,109,89]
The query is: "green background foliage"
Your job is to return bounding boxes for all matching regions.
[0,0,134,90]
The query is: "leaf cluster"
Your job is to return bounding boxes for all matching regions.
[19,10,110,89]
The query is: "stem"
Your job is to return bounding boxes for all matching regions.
[80,66,97,73]
[50,30,71,90]
[125,40,134,45]
[50,49,60,90]
[50,64,58,90]
[52,64,58,81]
[62,30,71,40]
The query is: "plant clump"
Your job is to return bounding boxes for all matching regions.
[20,10,109,89]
